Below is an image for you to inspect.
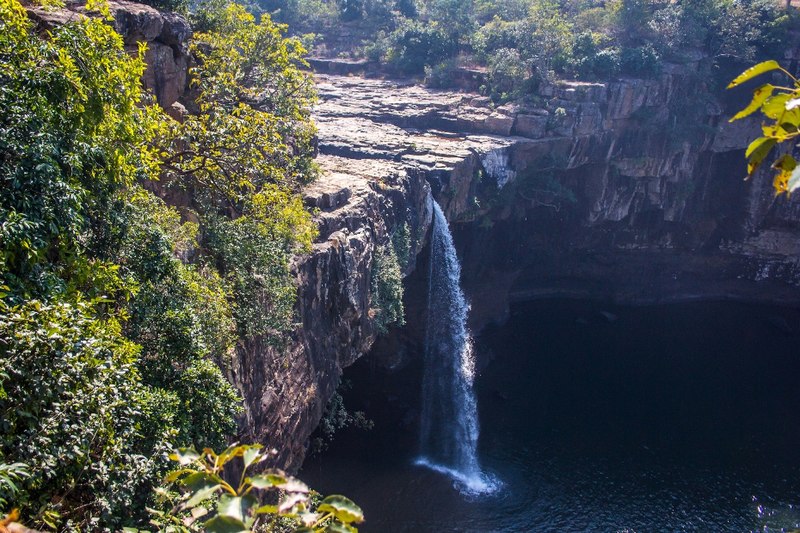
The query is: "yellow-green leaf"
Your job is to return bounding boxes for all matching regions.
[762,94,792,120]
[727,60,781,89]
[772,153,797,172]
[746,136,771,158]
[317,495,364,524]
[730,84,775,121]
[746,137,777,176]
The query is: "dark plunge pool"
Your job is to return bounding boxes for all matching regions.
[300,300,800,532]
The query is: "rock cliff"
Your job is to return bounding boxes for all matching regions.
[25,2,800,470]
[241,65,800,469]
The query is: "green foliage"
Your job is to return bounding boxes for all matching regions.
[341,0,795,93]
[0,0,325,527]
[166,3,319,200]
[391,222,412,271]
[423,58,459,88]
[0,300,173,529]
[163,2,318,343]
[394,22,453,73]
[137,0,189,14]
[311,382,373,455]
[370,243,405,333]
[381,19,457,75]
[0,463,29,510]
[148,445,364,532]
[728,60,800,195]
[484,48,532,103]
[204,211,297,341]
[0,0,153,299]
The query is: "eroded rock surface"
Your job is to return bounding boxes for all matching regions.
[25,0,190,108]
[236,67,800,469]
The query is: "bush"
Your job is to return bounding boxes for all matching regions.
[370,243,405,333]
[423,58,459,88]
[0,301,173,530]
[620,44,660,77]
[384,19,457,75]
[472,17,522,61]
[0,0,320,527]
[484,48,532,102]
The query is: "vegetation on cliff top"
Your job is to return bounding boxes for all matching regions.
[264,0,796,102]
[0,0,342,529]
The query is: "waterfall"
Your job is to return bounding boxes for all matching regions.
[415,199,498,495]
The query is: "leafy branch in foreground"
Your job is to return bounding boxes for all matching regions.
[145,445,364,533]
[728,60,800,194]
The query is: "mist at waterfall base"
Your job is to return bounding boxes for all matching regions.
[301,299,800,532]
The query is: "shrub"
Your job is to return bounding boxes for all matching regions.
[384,19,457,75]
[370,244,405,333]
[620,44,660,77]
[0,300,173,530]
[484,48,532,102]
[423,58,459,88]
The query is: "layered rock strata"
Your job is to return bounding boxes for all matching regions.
[22,1,800,468]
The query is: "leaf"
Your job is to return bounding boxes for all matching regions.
[184,483,221,508]
[254,504,278,515]
[746,137,777,176]
[180,472,223,508]
[276,476,309,494]
[169,448,200,466]
[730,84,774,121]
[762,94,792,119]
[164,468,197,484]
[727,60,781,89]
[773,153,797,172]
[298,511,320,527]
[317,495,364,524]
[746,136,771,158]
[217,443,245,467]
[203,515,249,533]
[279,492,308,514]
[184,471,225,492]
[325,522,357,533]
[242,445,263,470]
[248,474,282,489]
[217,494,258,525]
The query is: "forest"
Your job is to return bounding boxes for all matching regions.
[259,0,794,101]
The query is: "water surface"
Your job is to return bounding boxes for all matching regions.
[302,300,800,532]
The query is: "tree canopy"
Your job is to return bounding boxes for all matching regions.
[0,0,320,528]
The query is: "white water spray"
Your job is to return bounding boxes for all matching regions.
[416,199,498,495]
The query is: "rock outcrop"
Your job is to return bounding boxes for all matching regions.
[236,64,800,469]
[23,2,800,469]
[25,0,190,108]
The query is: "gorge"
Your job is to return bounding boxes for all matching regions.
[8,1,800,527]
[29,2,800,471]
[244,61,800,472]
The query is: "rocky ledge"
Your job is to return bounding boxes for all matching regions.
[26,0,800,469]
[235,65,800,469]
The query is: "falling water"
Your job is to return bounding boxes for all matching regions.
[416,199,498,495]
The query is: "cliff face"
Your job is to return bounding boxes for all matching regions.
[239,66,800,469]
[30,3,800,469]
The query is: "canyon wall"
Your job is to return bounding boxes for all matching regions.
[26,2,800,470]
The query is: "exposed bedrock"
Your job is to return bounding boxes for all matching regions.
[238,65,800,469]
[26,1,800,468]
